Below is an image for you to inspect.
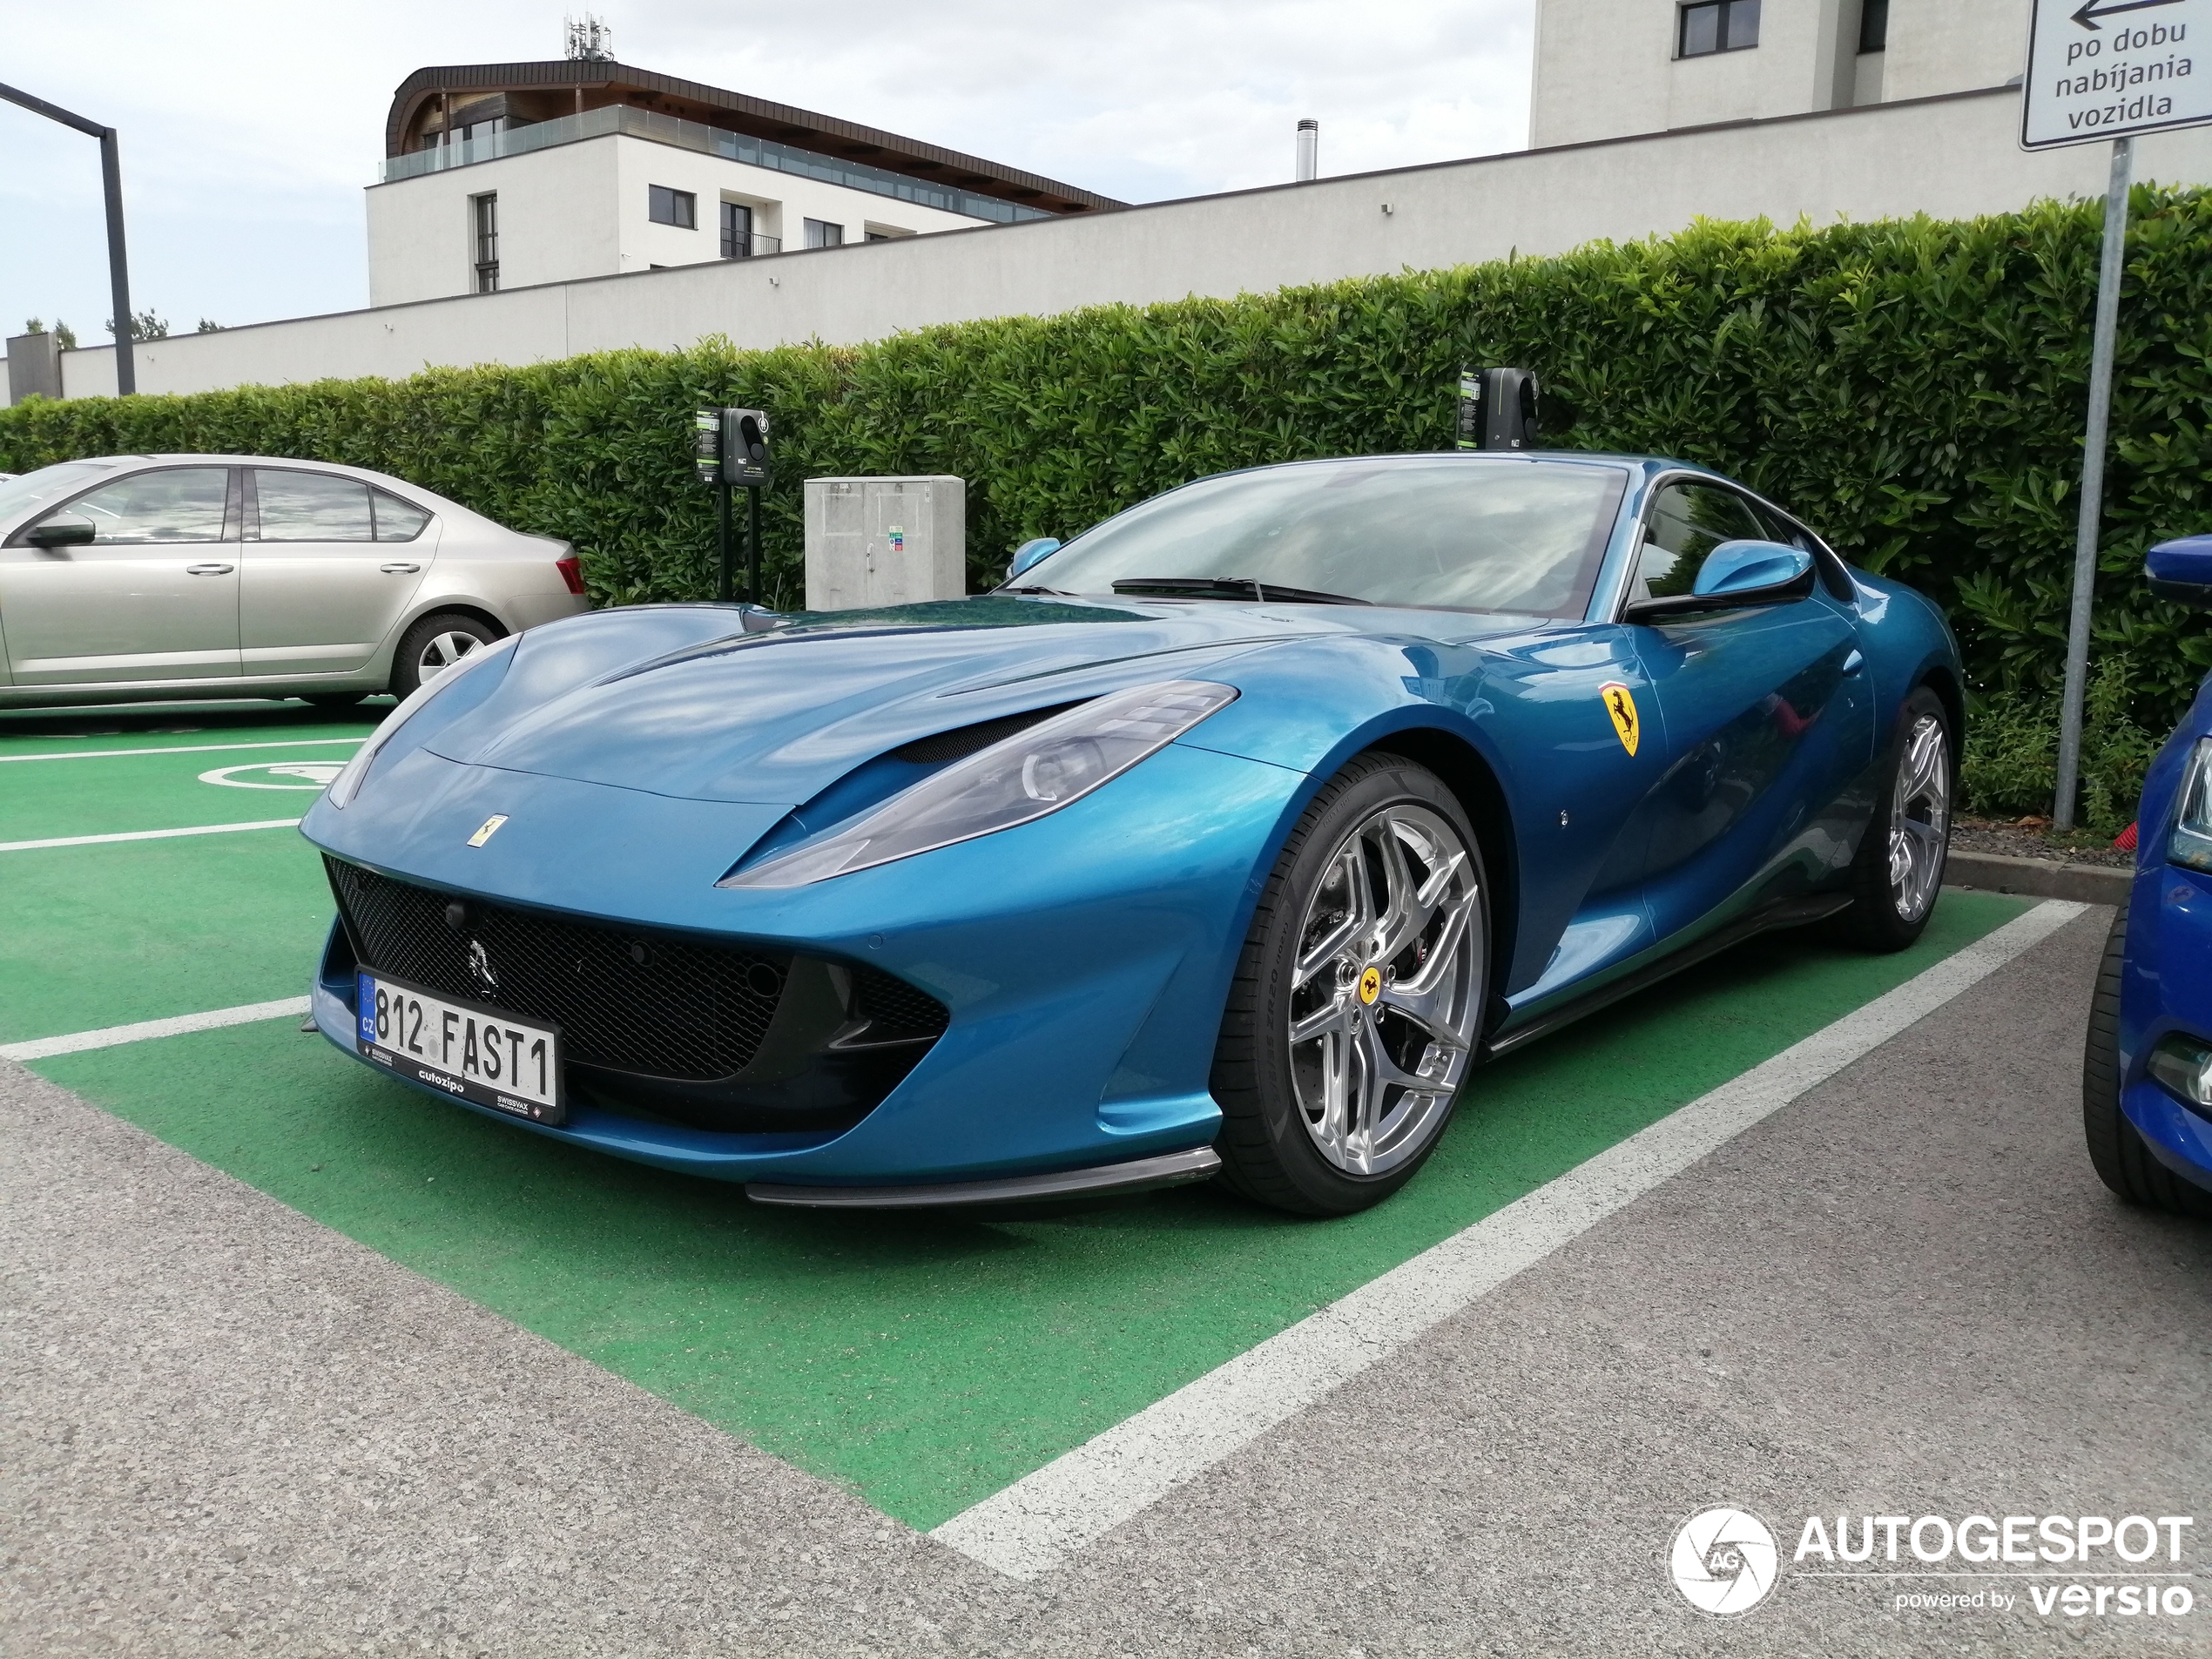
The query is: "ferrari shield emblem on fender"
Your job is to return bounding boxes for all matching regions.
[1599,683,1640,757]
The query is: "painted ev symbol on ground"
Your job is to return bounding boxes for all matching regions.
[1670,1507,1780,1615]
[198,761,349,790]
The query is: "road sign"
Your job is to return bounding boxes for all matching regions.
[2021,0,2212,150]
[2021,0,2212,824]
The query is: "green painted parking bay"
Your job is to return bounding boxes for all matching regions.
[27,890,2027,1531]
[0,726,370,844]
[1,834,334,1044]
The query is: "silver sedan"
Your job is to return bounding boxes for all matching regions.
[0,455,589,709]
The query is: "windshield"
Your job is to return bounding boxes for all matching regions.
[1027,457,1628,617]
[0,460,122,523]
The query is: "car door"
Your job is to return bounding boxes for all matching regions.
[0,465,241,685]
[1622,478,1874,941]
[239,468,435,678]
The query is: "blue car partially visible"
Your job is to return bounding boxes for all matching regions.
[2085,533,2212,1217]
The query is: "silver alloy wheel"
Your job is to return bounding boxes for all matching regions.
[417,630,482,681]
[1286,802,1484,1177]
[1889,712,1951,923]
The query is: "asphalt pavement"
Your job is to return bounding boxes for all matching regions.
[4,901,2208,1656]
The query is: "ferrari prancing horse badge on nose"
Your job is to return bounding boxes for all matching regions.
[1599,682,1640,757]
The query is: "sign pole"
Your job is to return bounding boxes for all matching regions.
[2052,135,2133,831]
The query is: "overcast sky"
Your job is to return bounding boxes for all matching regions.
[1,1,1534,343]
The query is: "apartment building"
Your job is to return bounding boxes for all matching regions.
[369,58,1119,306]
[1530,0,2033,147]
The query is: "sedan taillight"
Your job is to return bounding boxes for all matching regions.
[556,555,584,596]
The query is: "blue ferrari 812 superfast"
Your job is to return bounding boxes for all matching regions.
[302,453,1961,1215]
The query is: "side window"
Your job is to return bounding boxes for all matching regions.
[1751,502,1813,551]
[1631,482,1767,601]
[372,490,431,543]
[253,469,374,542]
[48,468,230,544]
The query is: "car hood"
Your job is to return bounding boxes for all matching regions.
[421,596,1521,806]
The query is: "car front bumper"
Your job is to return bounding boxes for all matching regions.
[2120,860,2212,1193]
[304,738,1305,1191]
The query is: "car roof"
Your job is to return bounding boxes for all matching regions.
[0,454,516,536]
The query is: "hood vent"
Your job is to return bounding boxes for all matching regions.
[887,701,1082,765]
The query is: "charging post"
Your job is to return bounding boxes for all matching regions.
[1456,368,1541,451]
[695,408,773,604]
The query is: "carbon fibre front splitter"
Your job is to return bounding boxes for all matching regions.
[744,1145,1222,1209]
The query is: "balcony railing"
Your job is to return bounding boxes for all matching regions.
[722,231,782,260]
[381,105,1049,225]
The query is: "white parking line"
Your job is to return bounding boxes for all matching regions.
[0,737,368,763]
[930,899,2090,1581]
[1,998,315,1063]
[0,819,303,853]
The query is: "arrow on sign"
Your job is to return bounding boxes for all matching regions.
[2072,0,2183,28]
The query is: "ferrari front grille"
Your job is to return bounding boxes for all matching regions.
[326,858,786,1081]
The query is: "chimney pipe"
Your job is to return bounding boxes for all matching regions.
[1295,118,1318,182]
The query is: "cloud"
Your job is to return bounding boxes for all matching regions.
[0,0,1532,341]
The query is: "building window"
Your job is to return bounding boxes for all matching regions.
[720,199,753,259]
[471,192,499,293]
[649,185,697,228]
[804,218,844,249]
[1679,0,1759,57]
[1858,0,1887,53]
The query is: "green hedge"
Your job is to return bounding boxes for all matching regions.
[4,191,2210,738]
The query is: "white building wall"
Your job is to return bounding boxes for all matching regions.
[23,90,2212,404]
[366,133,986,307]
[1534,0,2032,145]
[368,138,624,306]
[1882,0,2031,103]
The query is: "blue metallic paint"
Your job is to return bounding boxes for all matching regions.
[302,455,1962,1191]
[2114,669,2212,1193]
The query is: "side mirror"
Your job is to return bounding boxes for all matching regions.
[1007,537,1061,581]
[2148,534,2212,610]
[24,514,96,549]
[1624,540,1815,622]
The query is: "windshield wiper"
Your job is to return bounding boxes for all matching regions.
[1110,576,1370,606]
[997,583,1075,596]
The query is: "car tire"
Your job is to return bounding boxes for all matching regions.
[300,692,368,711]
[391,612,500,700]
[2082,900,2212,1218]
[1838,684,1952,952]
[1212,752,1489,1217]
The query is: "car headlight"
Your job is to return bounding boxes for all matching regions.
[719,679,1238,888]
[2172,737,2212,874]
[327,634,519,809]
[2148,1032,2212,1109]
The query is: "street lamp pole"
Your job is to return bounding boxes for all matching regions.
[0,80,136,395]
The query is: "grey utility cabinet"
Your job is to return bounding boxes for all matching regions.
[802,475,966,611]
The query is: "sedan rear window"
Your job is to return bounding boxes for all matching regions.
[253,469,374,542]
[372,489,431,542]
[1032,458,1628,617]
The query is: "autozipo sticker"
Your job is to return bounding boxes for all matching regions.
[1600,682,1640,757]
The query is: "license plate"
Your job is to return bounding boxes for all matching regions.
[355,969,564,1124]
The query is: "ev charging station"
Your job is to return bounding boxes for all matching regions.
[694,406,772,604]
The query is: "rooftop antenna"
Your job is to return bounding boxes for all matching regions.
[564,12,614,61]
